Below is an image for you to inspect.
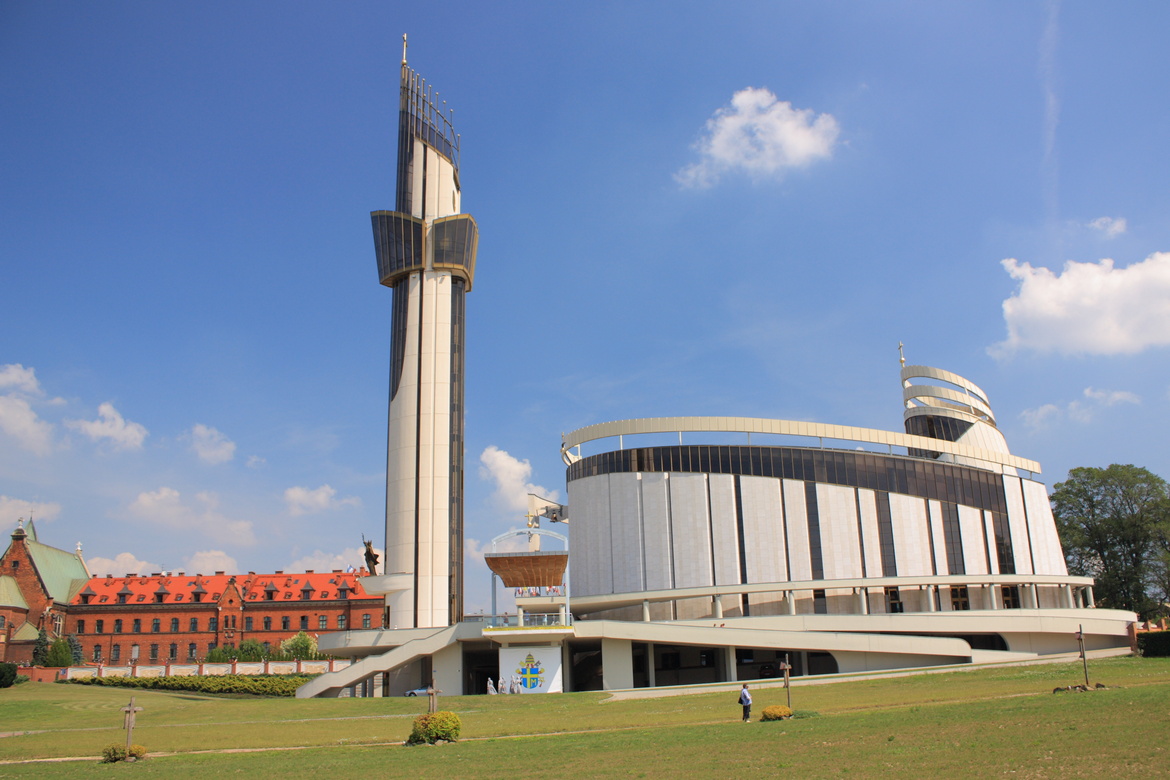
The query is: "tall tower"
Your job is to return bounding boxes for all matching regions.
[371,40,478,628]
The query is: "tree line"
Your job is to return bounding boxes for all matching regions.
[1052,464,1170,619]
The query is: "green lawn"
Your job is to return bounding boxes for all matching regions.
[2,656,1169,778]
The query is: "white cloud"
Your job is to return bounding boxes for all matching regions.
[1082,387,1141,406]
[190,423,236,464]
[1020,386,1140,430]
[0,495,62,523]
[246,455,266,469]
[85,551,162,577]
[126,487,256,546]
[0,364,42,394]
[182,550,240,574]
[283,484,361,516]
[0,395,53,455]
[287,546,379,574]
[676,87,839,189]
[1088,216,1127,238]
[65,402,148,450]
[991,252,1170,357]
[478,445,558,515]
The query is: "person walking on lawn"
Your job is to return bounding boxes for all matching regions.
[739,683,752,722]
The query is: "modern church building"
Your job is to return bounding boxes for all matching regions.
[298,54,1136,698]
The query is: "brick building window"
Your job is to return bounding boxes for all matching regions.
[264,616,272,630]
[190,618,198,632]
[152,618,160,633]
[95,619,104,634]
[300,616,308,630]
[169,643,177,660]
[93,645,101,662]
[209,617,218,631]
[188,643,197,660]
[114,619,123,634]
[77,620,86,634]
[53,613,63,634]
[337,615,346,630]
[244,616,253,631]
[149,644,159,661]
[133,619,141,633]
[111,644,120,662]
[281,616,289,630]
[362,613,371,629]
[318,615,327,630]
[171,618,179,632]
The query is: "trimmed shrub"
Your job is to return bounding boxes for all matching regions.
[0,662,17,688]
[1137,631,1170,658]
[101,744,145,763]
[406,711,462,745]
[761,705,793,721]
[67,673,313,697]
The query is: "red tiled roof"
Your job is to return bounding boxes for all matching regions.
[69,570,380,605]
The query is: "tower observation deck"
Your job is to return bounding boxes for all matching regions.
[372,41,478,628]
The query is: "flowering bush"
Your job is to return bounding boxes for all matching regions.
[761,705,793,721]
[406,711,462,744]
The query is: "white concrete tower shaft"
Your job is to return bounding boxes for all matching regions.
[371,54,478,628]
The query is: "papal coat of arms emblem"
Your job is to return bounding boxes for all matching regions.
[515,653,544,690]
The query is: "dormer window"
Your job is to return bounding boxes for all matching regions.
[118,594,128,604]
[192,593,203,603]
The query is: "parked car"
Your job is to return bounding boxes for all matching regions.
[404,687,430,697]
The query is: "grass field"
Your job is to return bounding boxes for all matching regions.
[1,656,1168,778]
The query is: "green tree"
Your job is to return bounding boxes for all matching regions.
[279,631,318,660]
[205,646,236,662]
[236,639,266,662]
[67,634,84,665]
[1052,464,1170,617]
[44,637,73,667]
[32,628,50,666]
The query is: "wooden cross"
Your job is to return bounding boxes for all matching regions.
[122,696,143,752]
[427,681,442,714]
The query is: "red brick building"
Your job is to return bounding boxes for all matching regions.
[0,520,85,663]
[1,521,382,665]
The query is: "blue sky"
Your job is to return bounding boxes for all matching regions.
[3,2,1169,613]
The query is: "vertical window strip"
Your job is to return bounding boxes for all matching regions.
[875,491,898,577]
[941,502,965,575]
[804,482,824,581]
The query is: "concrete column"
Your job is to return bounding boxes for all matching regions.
[855,588,868,615]
[516,606,525,626]
[1085,585,1095,607]
[646,643,656,688]
[1063,584,1076,609]
[924,585,936,612]
[725,646,738,682]
[558,604,567,624]
[987,585,999,610]
[785,592,796,615]
[712,595,723,620]
[642,600,651,622]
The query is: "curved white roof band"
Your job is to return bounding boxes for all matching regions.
[901,365,992,409]
[560,416,1039,474]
